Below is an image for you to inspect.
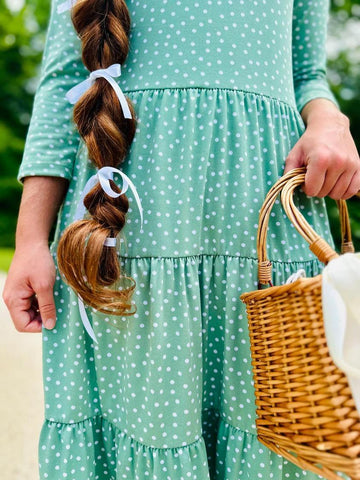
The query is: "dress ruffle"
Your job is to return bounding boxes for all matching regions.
[211,416,325,479]
[39,415,210,480]
[39,413,324,480]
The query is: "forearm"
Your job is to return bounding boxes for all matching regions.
[300,98,348,129]
[16,176,69,248]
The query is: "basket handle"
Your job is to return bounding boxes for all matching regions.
[257,167,354,287]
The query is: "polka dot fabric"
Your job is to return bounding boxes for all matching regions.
[18,0,341,479]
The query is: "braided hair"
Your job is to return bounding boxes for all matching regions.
[57,0,137,315]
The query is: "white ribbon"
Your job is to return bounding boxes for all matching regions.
[78,296,98,344]
[74,166,143,228]
[74,166,143,343]
[57,0,75,14]
[66,64,132,120]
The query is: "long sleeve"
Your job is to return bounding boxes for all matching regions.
[17,0,88,182]
[292,0,339,114]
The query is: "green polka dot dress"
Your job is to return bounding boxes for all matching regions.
[19,1,341,479]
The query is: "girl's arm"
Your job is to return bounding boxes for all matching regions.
[4,0,88,333]
[284,0,360,199]
[3,177,68,332]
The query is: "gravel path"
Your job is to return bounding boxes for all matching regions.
[0,273,43,480]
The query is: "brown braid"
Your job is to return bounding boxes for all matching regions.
[57,0,137,315]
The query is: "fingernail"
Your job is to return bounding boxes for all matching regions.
[44,318,55,330]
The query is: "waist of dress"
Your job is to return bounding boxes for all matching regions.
[120,78,298,110]
[119,76,296,110]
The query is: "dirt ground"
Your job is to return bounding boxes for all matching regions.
[0,273,43,480]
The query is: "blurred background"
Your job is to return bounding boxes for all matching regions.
[0,0,360,479]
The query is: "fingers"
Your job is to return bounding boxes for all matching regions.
[284,143,303,175]
[334,170,360,200]
[3,274,56,333]
[14,312,43,333]
[3,247,57,333]
[3,290,43,333]
[303,156,327,197]
[305,164,359,199]
[35,282,57,330]
[301,149,359,199]
[283,116,360,199]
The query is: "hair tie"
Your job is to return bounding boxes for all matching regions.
[104,237,117,247]
[66,64,132,119]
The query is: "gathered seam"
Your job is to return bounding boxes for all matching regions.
[122,85,299,114]
[118,251,324,266]
[44,410,257,450]
[43,414,204,452]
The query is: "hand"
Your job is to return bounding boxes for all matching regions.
[2,243,57,333]
[284,99,360,200]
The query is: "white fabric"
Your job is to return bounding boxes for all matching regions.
[322,252,360,413]
[285,268,306,284]
[66,64,132,119]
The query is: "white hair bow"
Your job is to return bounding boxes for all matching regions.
[66,64,132,119]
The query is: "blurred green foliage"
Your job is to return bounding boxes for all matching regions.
[0,0,360,252]
[0,247,15,272]
[0,0,49,177]
[0,0,49,247]
[326,0,360,248]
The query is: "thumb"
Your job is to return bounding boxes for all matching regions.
[284,143,304,175]
[36,285,56,330]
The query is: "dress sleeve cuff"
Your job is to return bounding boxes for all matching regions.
[295,81,339,114]
[17,158,75,183]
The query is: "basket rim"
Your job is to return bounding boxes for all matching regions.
[257,426,360,465]
[240,274,322,303]
[255,168,353,287]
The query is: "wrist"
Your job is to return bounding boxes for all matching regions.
[14,176,67,252]
[301,98,348,129]
[15,237,50,252]
[307,110,349,130]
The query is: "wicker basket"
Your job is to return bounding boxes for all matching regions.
[240,167,360,480]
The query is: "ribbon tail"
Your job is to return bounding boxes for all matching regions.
[66,78,92,105]
[124,175,144,230]
[78,297,98,344]
[105,75,132,119]
[74,174,99,221]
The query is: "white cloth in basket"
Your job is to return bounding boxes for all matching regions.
[322,252,360,413]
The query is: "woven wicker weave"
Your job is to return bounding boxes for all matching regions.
[240,168,360,480]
